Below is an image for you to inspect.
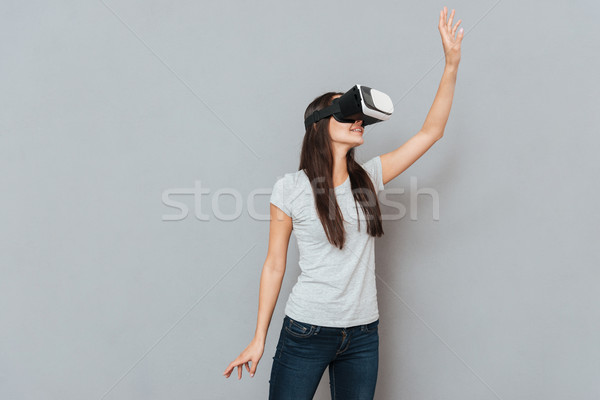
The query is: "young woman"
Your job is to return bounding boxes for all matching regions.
[224,7,464,399]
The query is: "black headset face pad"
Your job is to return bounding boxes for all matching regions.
[332,114,356,124]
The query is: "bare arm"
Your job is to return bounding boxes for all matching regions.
[381,65,458,184]
[254,205,293,342]
[381,6,464,185]
[223,204,292,380]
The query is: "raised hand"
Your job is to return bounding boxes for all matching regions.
[438,6,464,67]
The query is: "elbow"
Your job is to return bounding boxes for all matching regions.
[431,128,444,141]
[264,256,286,275]
[420,129,444,141]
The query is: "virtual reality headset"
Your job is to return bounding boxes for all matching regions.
[304,84,394,130]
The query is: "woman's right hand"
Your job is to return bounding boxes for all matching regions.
[223,338,265,380]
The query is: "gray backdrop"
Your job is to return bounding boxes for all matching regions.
[2,0,599,399]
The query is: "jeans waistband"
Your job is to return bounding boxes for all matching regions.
[284,314,379,334]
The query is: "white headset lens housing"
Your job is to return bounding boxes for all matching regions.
[357,85,394,123]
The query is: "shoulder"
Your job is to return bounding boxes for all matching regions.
[273,169,306,190]
[270,170,310,218]
[271,169,309,203]
[360,155,384,192]
[361,155,381,175]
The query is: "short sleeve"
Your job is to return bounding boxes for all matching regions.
[361,156,385,193]
[270,177,292,217]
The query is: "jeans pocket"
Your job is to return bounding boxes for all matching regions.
[285,317,315,338]
[365,319,379,333]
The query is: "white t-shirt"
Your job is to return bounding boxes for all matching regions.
[270,156,385,327]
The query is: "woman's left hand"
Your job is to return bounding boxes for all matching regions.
[439,6,464,67]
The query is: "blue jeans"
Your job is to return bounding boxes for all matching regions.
[268,314,379,400]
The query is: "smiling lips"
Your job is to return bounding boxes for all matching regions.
[350,121,364,133]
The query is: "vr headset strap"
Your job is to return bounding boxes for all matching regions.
[304,101,341,130]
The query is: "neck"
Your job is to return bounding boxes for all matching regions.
[332,144,350,187]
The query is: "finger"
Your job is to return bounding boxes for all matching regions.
[439,9,448,34]
[223,362,235,377]
[245,362,251,373]
[452,19,462,36]
[237,364,242,379]
[250,360,258,377]
[457,27,464,41]
[224,364,237,378]
[224,357,244,376]
[452,19,462,37]
[443,6,447,22]
[448,9,455,28]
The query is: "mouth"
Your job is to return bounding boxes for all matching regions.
[350,127,364,134]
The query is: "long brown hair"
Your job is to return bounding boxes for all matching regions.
[299,92,384,249]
